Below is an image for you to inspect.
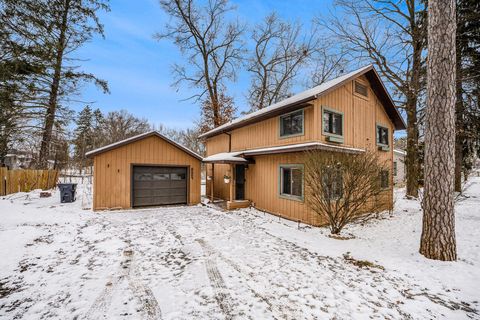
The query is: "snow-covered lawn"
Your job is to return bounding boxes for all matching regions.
[1,179,479,319]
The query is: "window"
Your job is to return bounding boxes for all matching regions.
[280,165,303,199]
[280,110,304,137]
[323,109,343,136]
[355,81,368,97]
[153,173,170,180]
[322,168,343,200]
[376,125,389,146]
[380,170,389,189]
[393,162,397,176]
[171,173,186,180]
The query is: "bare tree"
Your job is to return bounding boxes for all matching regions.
[247,13,315,111]
[198,86,237,133]
[155,123,205,156]
[304,150,389,234]
[305,31,349,87]
[323,0,427,198]
[156,0,243,128]
[99,110,151,146]
[419,0,457,261]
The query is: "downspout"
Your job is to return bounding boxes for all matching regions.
[224,132,232,152]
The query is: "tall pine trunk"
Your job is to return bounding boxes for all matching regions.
[37,0,70,169]
[405,19,424,199]
[454,17,464,193]
[454,72,463,192]
[405,95,420,198]
[420,0,457,261]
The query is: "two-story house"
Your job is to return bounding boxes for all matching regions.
[200,65,406,226]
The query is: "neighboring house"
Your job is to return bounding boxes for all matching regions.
[200,65,406,226]
[4,151,34,169]
[393,149,406,185]
[86,131,202,210]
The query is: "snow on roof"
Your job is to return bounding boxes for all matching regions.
[203,152,248,163]
[203,142,364,163]
[199,65,374,138]
[85,131,203,160]
[394,149,407,156]
[242,142,365,156]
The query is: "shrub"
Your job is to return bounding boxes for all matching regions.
[304,150,389,234]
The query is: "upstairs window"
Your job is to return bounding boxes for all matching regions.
[355,81,368,97]
[376,125,389,146]
[280,165,303,199]
[280,110,304,137]
[323,109,343,136]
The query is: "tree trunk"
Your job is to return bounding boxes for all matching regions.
[420,0,457,261]
[454,81,463,192]
[454,23,464,193]
[38,0,70,169]
[405,95,419,198]
[405,19,423,199]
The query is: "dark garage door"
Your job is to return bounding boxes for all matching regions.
[132,166,187,207]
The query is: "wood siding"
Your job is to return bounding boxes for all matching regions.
[0,168,58,196]
[93,135,201,210]
[206,76,395,225]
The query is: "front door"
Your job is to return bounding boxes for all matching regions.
[235,165,245,200]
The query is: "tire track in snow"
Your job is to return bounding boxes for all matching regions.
[84,248,162,320]
[184,213,289,319]
[83,249,132,319]
[195,238,236,320]
[127,251,162,320]
[196,239,286,320]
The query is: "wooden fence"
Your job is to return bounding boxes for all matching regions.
[0,168,59,196]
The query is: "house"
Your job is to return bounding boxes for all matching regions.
[86,131,203,210]
[4,150,34,169]
[200,65,406,226]
[393,149,406,185]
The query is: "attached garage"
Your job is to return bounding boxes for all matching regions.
[86,131,203,210]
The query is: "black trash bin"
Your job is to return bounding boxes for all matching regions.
[58,183,77,203]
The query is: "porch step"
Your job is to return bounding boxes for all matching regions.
[226,200,251,210]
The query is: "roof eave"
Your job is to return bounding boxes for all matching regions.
[199,98,316,139]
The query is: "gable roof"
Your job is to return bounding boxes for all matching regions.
[85,131,203,160]
[199,65,406,139]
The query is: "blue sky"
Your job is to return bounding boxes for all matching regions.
[75,0,337,130]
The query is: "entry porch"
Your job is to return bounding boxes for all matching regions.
[203,152,253,210]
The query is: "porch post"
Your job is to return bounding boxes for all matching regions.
[210,163,214,201]
[229,164,234,202]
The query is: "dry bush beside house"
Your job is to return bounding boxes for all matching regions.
[304,150,389,234]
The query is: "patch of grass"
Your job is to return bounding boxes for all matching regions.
[343,253,385,270]
[328,233,355,240]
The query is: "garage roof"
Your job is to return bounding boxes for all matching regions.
[199,65,406,139]
[85,131,203,160]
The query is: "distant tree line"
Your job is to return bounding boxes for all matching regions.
[71,107,203,172]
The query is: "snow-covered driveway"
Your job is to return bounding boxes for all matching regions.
[1,180,480,319]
